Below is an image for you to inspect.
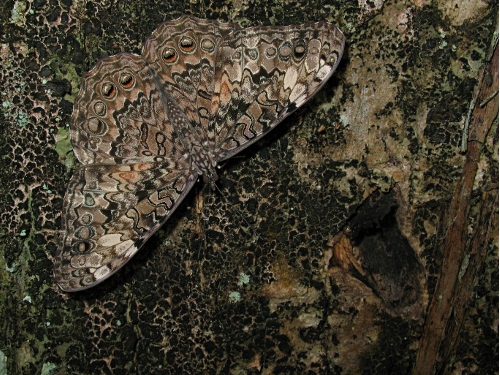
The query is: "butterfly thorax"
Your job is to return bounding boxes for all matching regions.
[176,128,219,184]
[161,84,220,183]
[190,147,219,185]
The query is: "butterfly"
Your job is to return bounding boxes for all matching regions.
[54,15,345,291]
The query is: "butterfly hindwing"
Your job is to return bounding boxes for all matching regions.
[55,162,197,291]
[70,53,188,165]
[142,15,239,151]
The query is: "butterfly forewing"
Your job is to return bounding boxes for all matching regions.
[56,15,345,291]
[211,22,345,161]
[56,162,197,291]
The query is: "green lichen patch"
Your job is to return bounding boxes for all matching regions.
[53,126,75,168]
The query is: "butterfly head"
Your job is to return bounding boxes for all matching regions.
[202,167,219,189]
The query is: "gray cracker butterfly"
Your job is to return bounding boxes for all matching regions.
[54,15,345,291]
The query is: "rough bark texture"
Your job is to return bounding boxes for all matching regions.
[0,0,497,374]
[414,41,498,375]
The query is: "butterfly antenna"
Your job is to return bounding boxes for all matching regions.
[195,185,210,261]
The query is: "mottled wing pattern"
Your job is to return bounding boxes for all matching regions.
[55,162,197,291]
[142,15,239,153]
[69,53,189,165]
[211,22,345,161]
[56,15,345,292]
[56,53,199,291]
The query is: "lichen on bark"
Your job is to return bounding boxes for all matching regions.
[0,0,497,373]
